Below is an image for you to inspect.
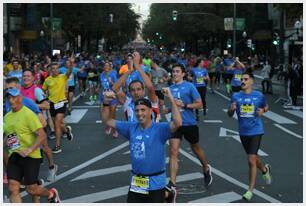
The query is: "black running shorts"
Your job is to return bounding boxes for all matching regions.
[232,86,241,93]
[240,135,263,155]
[7,153,42,185]
[172,125,199,144]
[50,102,67,117]
[127,188,165,203]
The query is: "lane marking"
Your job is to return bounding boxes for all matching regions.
[214,90,230,100]
[20,141,130,198]
[178,148,281,203]
[72,88,89,103]
[203,120,223,123]
[263,111,296,124]
[274,124,302,139]
[123,150,130,155]
[284,110,303,118]
[189,191,241,203]
[64,109,88,123]
[219,127,268,156]
[96,120,102,123]
[71,158,170,182]
[63,172,203,203]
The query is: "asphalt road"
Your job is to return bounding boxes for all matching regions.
[3,77,303,203]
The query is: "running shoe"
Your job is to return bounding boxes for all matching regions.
[48,188,61,203]
[204,164,213,187]
[112,130,119,138]
[262,164,272,185]
[47,164,58,182]
[52,146,62,154]
[242,190,253,201]
[66,126,74,141]
[165,181,177,203]
[48,131,56,140]
[105,127,112,135]
[89,96,94,102]
[93,95,97,101]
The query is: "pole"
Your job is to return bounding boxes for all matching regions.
[50,3,54,55]
[233,3,236,57]
[279,8,285,65]
[6,4,10,53]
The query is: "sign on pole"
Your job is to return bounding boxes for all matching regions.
[51,18,62,32]
[224,17,233,31]
[236,18,245,31]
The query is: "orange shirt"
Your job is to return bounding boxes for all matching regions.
[119,64,128,75]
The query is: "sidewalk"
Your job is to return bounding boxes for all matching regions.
[252,69,285,86]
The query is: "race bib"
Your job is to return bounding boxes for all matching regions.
[152,77,158,85]
[54,101,65,110]
[6,133,21,151]
[240,104,255,117]
[88,72,95,78]
[196,77,204,84]
[130,175,149,194]
[235,74,241,80]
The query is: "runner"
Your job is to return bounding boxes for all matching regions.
[101,88,182,203]
[42,59,74,153]
[227,71,272,201]
[87,61,100,102]
[99,61,119,137]
[21,70,58,182]
[4,88,61,203]
[190,58,210,120]
[7,60,23,83]
[223,53,235,96]
[230,57,246,93]
[165,63,213,203]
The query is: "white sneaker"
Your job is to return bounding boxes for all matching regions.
[47,164,58,182]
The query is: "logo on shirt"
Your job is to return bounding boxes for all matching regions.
[136,135,142,140]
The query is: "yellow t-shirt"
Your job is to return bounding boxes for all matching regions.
[4,63,22,76]
[43,74,68,103]
[4,106,43,158]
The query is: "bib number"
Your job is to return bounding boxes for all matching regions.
[54,101,65,110]
[240,104,255,117]
[196,77,204,84]
[153,77,158,85]
[7,133,21,151]
[130,175,149,194]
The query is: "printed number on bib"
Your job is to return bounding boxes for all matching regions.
[54,101,65,110]
[240,104,255,117]
[130,175,149,194]
[196,77,204,84]
[6,133,21,151]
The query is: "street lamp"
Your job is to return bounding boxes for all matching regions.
[242,31,247,38]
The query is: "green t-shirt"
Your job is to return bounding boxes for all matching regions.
[143,58,152,67]
[4,106,43,158]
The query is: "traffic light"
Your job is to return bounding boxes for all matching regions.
[227,39,232,48]
[272,32,279,45]
[172,10,178,21]
[251,43,255,51]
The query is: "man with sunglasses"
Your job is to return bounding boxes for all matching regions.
[227,71,272,201]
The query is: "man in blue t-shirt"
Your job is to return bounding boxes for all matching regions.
[223,54,234,95]
[101,88,182,203]
[227,72,272,201]
[164,64,213,203]
[230,58,245,93]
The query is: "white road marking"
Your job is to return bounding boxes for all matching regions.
[123,150,130,155]
[223,109,238,119]
[284,110,303,118]
[263,111,296,124]
[219,127,268,156]
[85,101,96,106]
[19,141,130,198]
[73,105,100,109]
[63,172,203,203]
[214,90,231,100]
[71,158,170,182]
[178,148,281,203]
[189,191,241,203]
[72,88,89,103]
[274,124,303,139]
[203,120,223,123]
[64,109,88,123]
[254,74,264,80]
[96,120,102,123]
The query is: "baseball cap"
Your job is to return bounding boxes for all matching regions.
[134,98,152,109]
[6,88,20,97]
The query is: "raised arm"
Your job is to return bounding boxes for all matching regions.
[162,87,182,133]
[101,95,116,128]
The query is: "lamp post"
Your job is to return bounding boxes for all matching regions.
[242,31,247,59]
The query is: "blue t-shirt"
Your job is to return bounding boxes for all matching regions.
[230,91,267,136]
[100,70,118,91]
[8,70,23,84]
[191,67,208,87]
[116,121,172,190]
[170,81,201,126]
[125,70,143,90]
[231,68,245,87]
[59,66,79,86]
[223,58,234,74]
[5,96,41,115]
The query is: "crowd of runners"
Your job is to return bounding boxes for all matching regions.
[3,49,273,203]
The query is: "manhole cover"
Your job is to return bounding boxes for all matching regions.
[176,183,207,195]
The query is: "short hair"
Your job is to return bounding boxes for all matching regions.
[242,71,254,79]
[172,63,186,73]
[128,80,144,91]
[195,58,203,67]
[23,69,34,76]
[47,62,59,69]
[5,77,20,84]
